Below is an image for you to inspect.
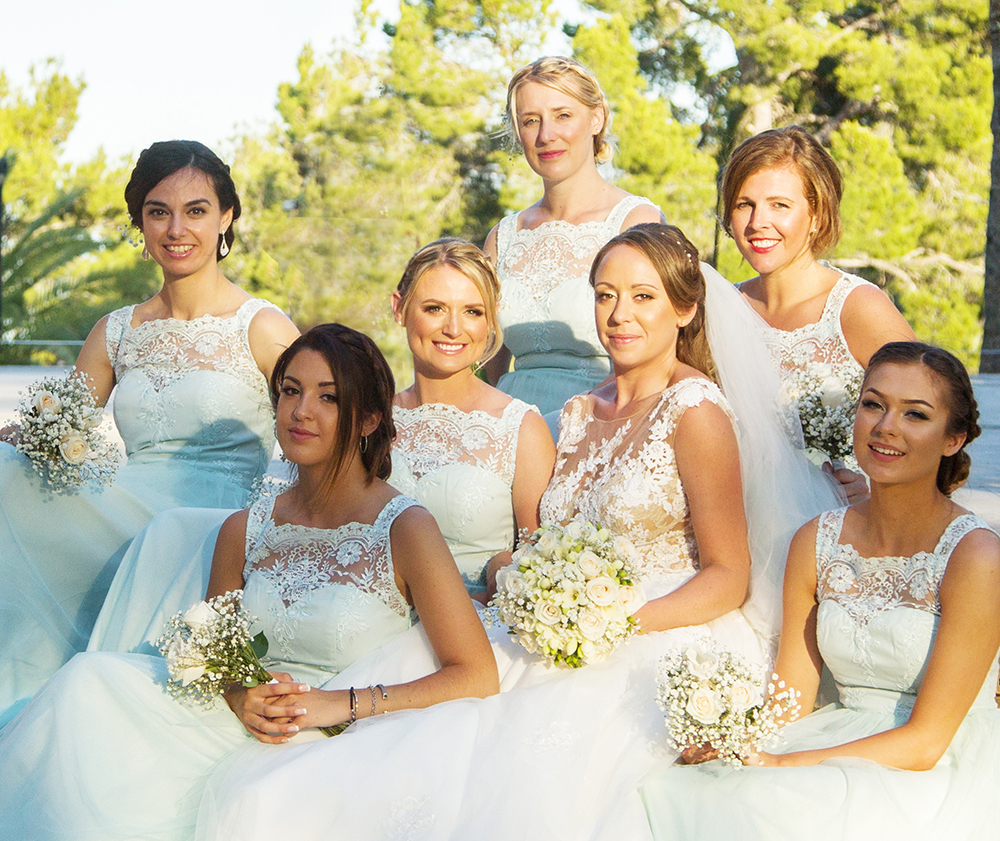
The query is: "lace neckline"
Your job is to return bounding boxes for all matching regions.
[827,506,979,563]
[587,383,694,424]
[394,398,525,424]
[756,269,853,339]
[510,194,650,236]
[123,297,260,333]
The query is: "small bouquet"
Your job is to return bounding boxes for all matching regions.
[784,362,862,466]
[491,519,644,668]
[12,371,119,493]
[656,638,800,767]
[157,591,273,708]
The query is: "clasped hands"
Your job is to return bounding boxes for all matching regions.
[224,671,347,744]
[678,743,776,767]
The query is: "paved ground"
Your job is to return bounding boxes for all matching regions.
[2,365,999,490]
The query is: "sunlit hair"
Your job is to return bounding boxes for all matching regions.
[505,56,612,163]
[862,341,980,496]
[270,324,396,483]
[395,238,503,367]
[721,126,843,256]
[589,223,717,384]
[125,140,241,262]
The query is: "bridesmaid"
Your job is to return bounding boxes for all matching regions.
[389,239,555,602]
[0,140,299,725]
[0,324,498,840]
[721,127,914,499]
[484,55,663,429]
[640,342,1000,840]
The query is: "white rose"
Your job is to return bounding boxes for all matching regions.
[563,520,585,540]
[579,639,598,662]
[577,549,603,578]
[183,600,220,629]
[515,630,538,654]
[684,644,720,680]
[180,664,207,686]
[32,390,62,415]
[577,608,609,642]
[727,679,762,714]
[534,599,562,626]
[585,576,618,607]
[612,535,638,562]
[535,531,560,556]
[616,584,645,616]
[58,433,89,465]
[686,684,722,725]
[811,362,834,379]
[819,376,850,409]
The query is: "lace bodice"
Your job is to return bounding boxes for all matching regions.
[540,379,735,584]
[241,494,417,684]
[815,508,1000,717]
[757,270,868,399]
[390,400,533,593]
[495,195,657,370]
[104,298,277,506]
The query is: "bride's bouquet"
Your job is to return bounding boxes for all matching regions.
[491,519,644,668]
[12,371,119,493]
[656,638,800,767]
[784,362,862,466]
[157,591,273,708]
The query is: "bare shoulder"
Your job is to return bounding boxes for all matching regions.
[248,303,299,342]
[219,508,251,543]
[943,526,1000,579]
[484,224,500,261]
[839,280,914,366]
[620,199,665,229]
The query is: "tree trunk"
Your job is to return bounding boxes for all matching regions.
[981,0,1000,371]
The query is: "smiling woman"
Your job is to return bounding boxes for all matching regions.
[0,139,300,726]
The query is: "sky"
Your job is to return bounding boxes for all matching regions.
[0,0,368,163]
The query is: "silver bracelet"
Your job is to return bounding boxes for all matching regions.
[370,683,388,717]
[349,687,357,723]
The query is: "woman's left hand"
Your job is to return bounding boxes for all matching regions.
[224,671,312,744]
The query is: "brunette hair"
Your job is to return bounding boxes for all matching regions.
[506,56,612,163]
[863,342,980,495]
[721,126,842,256]
[124,140,241,261]
[589,223,718,383]
[270,324,396,482]
[395,239,503,366]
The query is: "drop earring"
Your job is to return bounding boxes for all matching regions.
[219,232,230,257]
[141,246,149,261]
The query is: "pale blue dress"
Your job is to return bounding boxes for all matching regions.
[639,510,1000,841]
[495,195,658,422]
[0,493,418,841]
[0,299,277,725]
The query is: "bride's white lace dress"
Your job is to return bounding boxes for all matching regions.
[202,377,765,841]
[640,508,1000,840]
[0,493,419,840]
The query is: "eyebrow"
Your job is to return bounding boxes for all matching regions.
[282,375,337,388]
[143,198,213,208]
[863,387,935,408]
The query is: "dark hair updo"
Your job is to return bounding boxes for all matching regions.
[270,324,396,482]
[124,140,241,261]
[863,342,980,496]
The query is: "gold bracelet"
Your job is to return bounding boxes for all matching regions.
[349,687,357,723]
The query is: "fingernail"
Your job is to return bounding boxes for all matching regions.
[298,685,310,692]
[288,725,299,733]
[295,708,307,716]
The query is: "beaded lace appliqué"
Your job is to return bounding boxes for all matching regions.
[540,379,734,582]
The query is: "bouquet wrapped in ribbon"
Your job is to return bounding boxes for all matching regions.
[656,638,800,767]
[491,519,644,668]
[12,371,119,493]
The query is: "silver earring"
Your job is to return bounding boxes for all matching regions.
[219,233,230,257]
[360,435,368,454]
[141,246,149,261]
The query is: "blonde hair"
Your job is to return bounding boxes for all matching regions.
[505,56,612,163]
[395,239,503,367]
[721,126,843,256]
[590,223,718,384]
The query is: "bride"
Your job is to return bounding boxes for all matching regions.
[0,324,498,840]
[640,342,1000,840]
[202,224,839,841]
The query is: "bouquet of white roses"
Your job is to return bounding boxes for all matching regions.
[784,362,862,466]
[491,519,644,668]
[157,591,273,708]
[656,638,800,767]
[12,371,119,493]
